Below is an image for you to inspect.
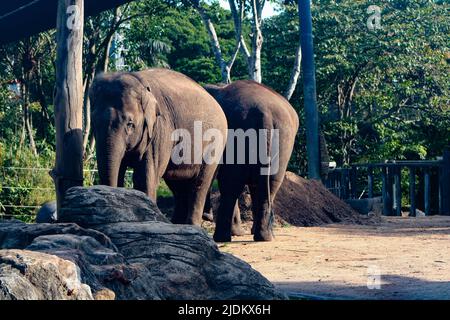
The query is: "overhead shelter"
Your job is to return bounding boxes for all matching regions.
[0,0,133,45]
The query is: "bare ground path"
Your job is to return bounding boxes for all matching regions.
[218,216,450,300]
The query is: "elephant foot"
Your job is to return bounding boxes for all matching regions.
[250,224,255,235]
[231,224,246,236]
[253,229,274,242]
[202,212,214,222]
[213,231,232,243]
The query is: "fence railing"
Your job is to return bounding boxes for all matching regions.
[0,167,134,220]
[325,149,450,216]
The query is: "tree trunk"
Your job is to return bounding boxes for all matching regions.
[52,0,85,213]
[194,1,231,83]
[249,0,264,83]
[21,80,38,156]
[82,72,94,153]
[284,43,302,100]
[299,0,320,179]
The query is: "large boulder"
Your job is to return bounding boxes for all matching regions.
[0,186,285,300]
[0,249,93,300]
[59,186,169,228]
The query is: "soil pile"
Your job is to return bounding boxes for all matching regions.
[273,172,372,226]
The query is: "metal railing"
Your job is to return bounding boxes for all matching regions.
[325,149,450,216]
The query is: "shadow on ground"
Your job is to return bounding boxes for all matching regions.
[318,216,450,238]
[276,274,450,300]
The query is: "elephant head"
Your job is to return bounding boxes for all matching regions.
[90,73,158,187]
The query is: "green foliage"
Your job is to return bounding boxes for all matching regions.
[264,0,449,172]
[124,1,249,83]
[1,0,449,216]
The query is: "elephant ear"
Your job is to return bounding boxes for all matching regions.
[141,86,158,143]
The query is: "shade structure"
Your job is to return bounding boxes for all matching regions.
[0,0,134,45]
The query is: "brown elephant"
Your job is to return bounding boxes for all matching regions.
[90,68,227,225]
[204,80,299,242]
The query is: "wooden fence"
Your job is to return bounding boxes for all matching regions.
[325,149,450,216]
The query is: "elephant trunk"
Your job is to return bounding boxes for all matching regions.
[96,135,125,187]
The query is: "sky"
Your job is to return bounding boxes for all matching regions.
[218,0,279,19]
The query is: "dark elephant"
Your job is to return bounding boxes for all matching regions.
[204,80,299,242]
[90,68,228,225]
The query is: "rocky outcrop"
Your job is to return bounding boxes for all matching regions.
[59,186,169,227]
[0,250,93,300]
[0,186,285,300]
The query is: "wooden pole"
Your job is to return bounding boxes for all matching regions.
[367,166,374,198]
[299,0,320,180]
[409,167,416,217]
[442,148,450,215]
[52,0,84,214]
[394,167,402,216]
[424,169,431,215]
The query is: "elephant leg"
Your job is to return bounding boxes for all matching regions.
[185,180,212,226]
[214,170,246,242]
[231,201,245,236]
[117,160,128,188]
[133,159,159,202]
[165,180,189,224]
[202,189,214,222]
[250,172,274,242]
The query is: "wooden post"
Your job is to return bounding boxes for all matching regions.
[382,166,393,216]
[368,166,374,198]
[409,167,416,217]
[52,0,84,214]
[394,166,402,216]
[442,148,450,215]
[341,169,349,200]
[350,166,357,199]
[424,169,431,215]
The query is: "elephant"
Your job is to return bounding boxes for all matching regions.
[204,80,299,242]
[90,68,228,226]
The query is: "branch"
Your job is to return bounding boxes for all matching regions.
[284,43,302,100]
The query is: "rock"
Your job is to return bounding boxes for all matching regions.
[416,209,426,217]
[0,220,116,251]
[97,222,283,300]
[59,186,169,228]
[0,249,93,300]
[0,186,285,300]
[345,197,383,216]
[35,201,57,223]
[25,233,162,300]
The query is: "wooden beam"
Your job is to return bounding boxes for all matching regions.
[51,0,84,214]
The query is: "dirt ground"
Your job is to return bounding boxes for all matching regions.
[216,216,450,300]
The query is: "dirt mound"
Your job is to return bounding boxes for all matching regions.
[158,171,376,227]
[207,171,376,227]
[273,172,372,227]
